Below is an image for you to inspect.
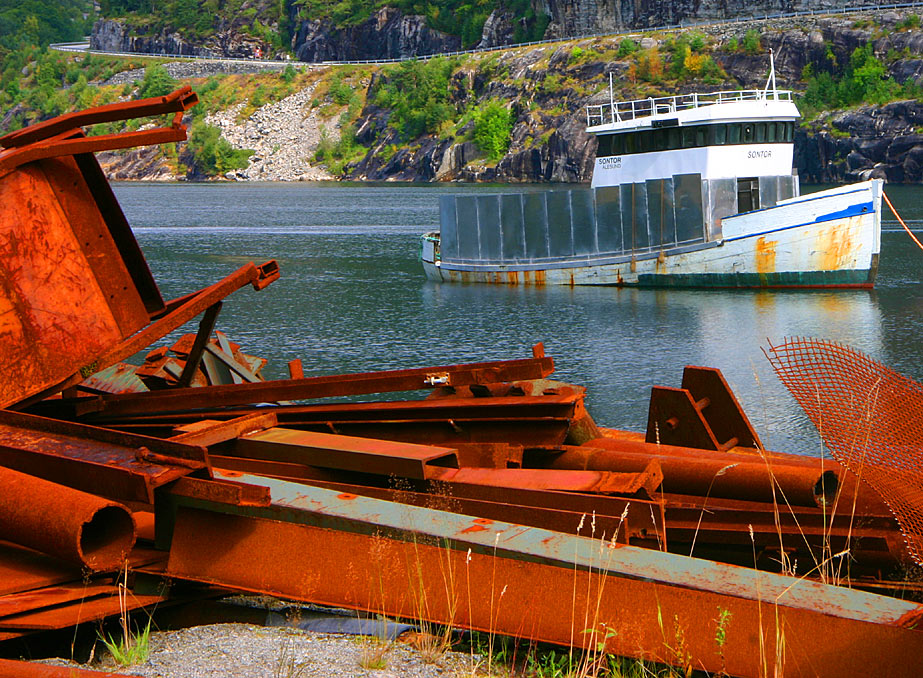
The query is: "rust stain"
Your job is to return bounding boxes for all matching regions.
[533,270,546,286]
[819,219,856,271]
[473,518,493,525]
[755,236,777,274]
[506,271,518,285]
[459,524,488,534]
[337,493,357,500]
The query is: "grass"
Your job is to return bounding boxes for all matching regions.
[97,563,152,667]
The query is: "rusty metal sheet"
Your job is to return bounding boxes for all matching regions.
[0,584,117,619]
[0,592,167,630]
[232,428,458,480]
[0,657,143,677]
[424,465,661,496]
[76,355,555,419]
[163,479,923,677]
[80,363,149,394]
[0,410,209,504]
[0,158,151,408]
[170,412,278,447]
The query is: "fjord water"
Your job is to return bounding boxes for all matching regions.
[113,182,923,456]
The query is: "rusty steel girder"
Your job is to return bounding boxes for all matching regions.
[160,477,923,677]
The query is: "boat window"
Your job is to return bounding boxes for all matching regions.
[625,132,636,154]
[668,127,681,149]
[709,124,727,145]
[613,134,626,155]
[767,122,778,142]
[682,126,696,148]
[785,122,795,142]
[639,130,652,153]
[695,127,707,147]
[742,123,754,142]
[597,134,612,157]
[728,124,741,144]
[755,123,767,143]
[653,129,667,151]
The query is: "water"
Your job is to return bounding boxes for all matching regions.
[112,181,923,456]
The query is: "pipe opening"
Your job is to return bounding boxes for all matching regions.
[813,470,840,507]
[79,505,136,570]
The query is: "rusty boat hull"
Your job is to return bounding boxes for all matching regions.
[422,180,882,288]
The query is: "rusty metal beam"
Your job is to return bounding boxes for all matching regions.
[75,355,556,419]
[0,658,143,677]
[177,302,222,387]
[424,464,661,496]
[0,410,209,504]
[231,428,458,479]
[0,87,198,148]
[162,478,923,677]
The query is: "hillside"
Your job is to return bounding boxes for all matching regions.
[5,10,923,184]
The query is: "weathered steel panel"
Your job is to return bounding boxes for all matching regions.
[438,195,459,260]
[570,189,597,256]
[674,173,705,243]
[499,194,525,262]
[594,185,623,254]
[455,195,480,260]
[546,191,573,258]
[523,192,549,259]
[476,195,502,261]
[760,175,780,208]
[631,182,651,250]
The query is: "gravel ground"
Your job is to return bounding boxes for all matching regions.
[49,623,487,678]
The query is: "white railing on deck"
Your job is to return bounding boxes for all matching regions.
[586,88,793,128]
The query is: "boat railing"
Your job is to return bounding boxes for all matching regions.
[586,89,794,128]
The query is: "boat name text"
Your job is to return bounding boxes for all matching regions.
[598,156,622,169]
[747,149,772,159]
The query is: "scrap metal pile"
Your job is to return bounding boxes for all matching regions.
[0,90,921,677]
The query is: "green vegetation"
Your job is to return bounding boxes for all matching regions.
[472,100,513,161]
[801,43,918,118]
[137,63,177,98]
[742,28,761,55]
[186,118,254,175]
[99,619,152,666]
[0,0,92,52]
[372,57,457,139]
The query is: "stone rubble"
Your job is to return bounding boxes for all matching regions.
[205,84,339,182]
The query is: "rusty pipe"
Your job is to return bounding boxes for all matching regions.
[542,438,885,510]
[0,466,135,571]
[0,658,141,678]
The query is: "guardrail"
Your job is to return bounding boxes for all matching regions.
[586,89,795,126]
[50,1,923,68]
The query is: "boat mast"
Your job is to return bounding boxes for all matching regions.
[764,49,777,100]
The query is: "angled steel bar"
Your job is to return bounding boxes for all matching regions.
[163,478,923,677]
[0,87,198,148]
[177,302,222,387]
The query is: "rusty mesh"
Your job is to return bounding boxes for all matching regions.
[764,337,923,566]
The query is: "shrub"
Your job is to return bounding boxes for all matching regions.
[136,64,177,99]
[187,120,253,176]
[373,57,457,140]
[617,38,638,58]
[472,100,513,162]
[743,29,761,55]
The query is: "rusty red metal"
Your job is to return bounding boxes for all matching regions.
[73,355,556,419]
[232,428,459,479]
[0,658,142,678]
[0,466,134,571]
[163,481,923,677]
[0,583,117,619]
[424,464,662,496]
[0,410,209,504]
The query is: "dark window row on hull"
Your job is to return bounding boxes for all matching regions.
[596,121,796,158]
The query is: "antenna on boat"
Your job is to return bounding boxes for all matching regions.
[609,71,615,123]
[764,49,778,100]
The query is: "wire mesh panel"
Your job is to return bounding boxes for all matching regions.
[476,195,502,262]
[455,195,480,260]
[546,191,574,258]
[439,195,459,260]
[766,338,923,566]
[523,192,549,259]
[500,194,526,262]
[674,173,705,244]
[595,186,623,254]
[571,189,597,256]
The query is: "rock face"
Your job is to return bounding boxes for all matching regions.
[292,8,460,62]
[797,101,923,183]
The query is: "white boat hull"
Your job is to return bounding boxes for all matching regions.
[422,181,881,289]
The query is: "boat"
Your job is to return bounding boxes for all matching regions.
[420,61,882,288]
